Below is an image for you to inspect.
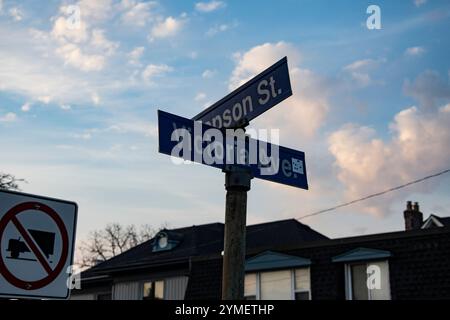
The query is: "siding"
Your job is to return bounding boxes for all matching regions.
[113,281,141,300]
[165,276,189,300]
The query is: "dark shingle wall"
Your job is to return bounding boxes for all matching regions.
[185,258,223,300]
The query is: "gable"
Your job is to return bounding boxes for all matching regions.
[422,215,445,229]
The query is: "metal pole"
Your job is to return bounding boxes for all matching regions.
[222,165,252,300]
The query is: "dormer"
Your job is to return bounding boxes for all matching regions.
[422,214,450,229]
[152,230,183,252]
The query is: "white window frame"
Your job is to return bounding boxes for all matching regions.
[345,260,391,300]
[245,268,311,300]
[142,279,165,300]
[291,269,311,300]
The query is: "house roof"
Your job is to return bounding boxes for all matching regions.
[331,247,391,263]
[441,217,450,226]
[422,214,450,228]
[81,219,328,278]
[245,251,311,272]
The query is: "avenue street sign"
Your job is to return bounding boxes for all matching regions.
[0,190,78,299]
[158,110,308,190]
[192,57,292,129]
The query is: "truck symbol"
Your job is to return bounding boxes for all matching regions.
[6,229,55,260]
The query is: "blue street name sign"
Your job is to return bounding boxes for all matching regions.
[192,57,292,129]
[159,110,308,190]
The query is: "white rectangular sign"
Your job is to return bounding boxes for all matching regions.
[0,189,77,299]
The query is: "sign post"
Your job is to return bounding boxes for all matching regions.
[222,165,252,300]
[158,56,307,300]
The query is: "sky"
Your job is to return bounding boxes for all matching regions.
[0,0,450,246]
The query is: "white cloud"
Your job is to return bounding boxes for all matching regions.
[21,102,31,112]
[51,16,89,43]
[202,69,216,79]
[150,16,184,39]
[328,104,450,217]
[404,70,450,110]
[343,59,376,71]
[38,96,52,104]
[229,42,330,138]
[72,132,92,140]
[405,46,425,56]
[8,7,23,21]
[128,46,145,65]
[414,0,427,7]
[60,104,72,111]
[0,112,17,122]
[121,0,157,26]
[343,59,378,87]
[56,43,105,71]
[91,92,100,105]
[90,29,119,56]
[195,1,226,12]
[107,121,158,137]
[141,64,173,82]
[51,3,119,72]
[65,0,114,22]
[206,21,237,36]
[0,26,128,108]
[195,92,207,101]
[229,42,300,90]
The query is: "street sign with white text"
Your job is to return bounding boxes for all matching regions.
[159,110,308,190]
[192,57,292,129]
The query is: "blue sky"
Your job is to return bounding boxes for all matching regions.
[1,0,450,246]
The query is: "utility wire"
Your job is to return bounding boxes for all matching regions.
[80,168,450,268]
[298,168,450,220]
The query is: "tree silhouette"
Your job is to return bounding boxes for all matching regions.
[0,173,25,191]
[76,222,168,269]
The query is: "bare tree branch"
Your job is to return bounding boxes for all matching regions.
[75,223,167,269]
[0,173,26,191]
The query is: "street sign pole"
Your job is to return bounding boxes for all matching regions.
[157,56,308,301]
[222,165,252,300]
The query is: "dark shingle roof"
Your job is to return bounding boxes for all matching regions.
[82,219,327,278]
[439,217,450,226]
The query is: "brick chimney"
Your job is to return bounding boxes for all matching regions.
[404,201,423,231]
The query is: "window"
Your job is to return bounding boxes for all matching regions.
[244,273,257,300]
[294,268,311,300]
[143,280,164,300]
[261,270,291,300]
[244,268,311,300]
[345,261,390,300]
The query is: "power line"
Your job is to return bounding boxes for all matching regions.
[79,168,450,267]
[298,168,450,220]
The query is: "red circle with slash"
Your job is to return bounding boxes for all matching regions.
[0,202,69,290]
